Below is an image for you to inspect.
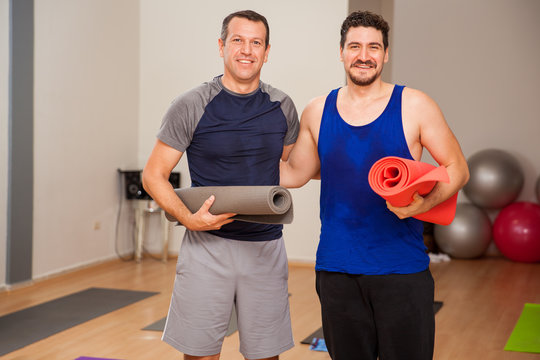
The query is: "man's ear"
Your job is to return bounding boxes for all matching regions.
[263,43,271,63]
[218,38,225,58]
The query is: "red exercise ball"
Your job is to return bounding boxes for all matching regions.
[493,202,540,263]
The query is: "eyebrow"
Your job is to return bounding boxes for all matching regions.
[347,41,382,47]
[230,33,264,41]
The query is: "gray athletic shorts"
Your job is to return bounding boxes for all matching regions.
[162,230,294,359]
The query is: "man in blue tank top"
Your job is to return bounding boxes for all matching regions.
[281,11,469,360]
[143,10,299,360]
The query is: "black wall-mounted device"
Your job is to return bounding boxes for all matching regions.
[119,170,180,200]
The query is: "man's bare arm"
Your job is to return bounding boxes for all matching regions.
[281,143,294,161]
[142,139,235,231]
[387,89,470,219]
[280,97,324,188]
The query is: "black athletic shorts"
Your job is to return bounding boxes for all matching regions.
[316,269,435,360]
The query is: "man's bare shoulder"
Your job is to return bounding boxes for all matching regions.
[402,86,445,126]
[402,87,440,111]
[302,95,326,122]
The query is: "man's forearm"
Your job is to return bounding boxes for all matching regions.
[387,161,469,219]
[142,172,193,224]
[419,161,470,213]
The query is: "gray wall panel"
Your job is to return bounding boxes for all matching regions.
[7,0,33,284]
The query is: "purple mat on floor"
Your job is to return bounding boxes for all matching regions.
[75,357,124,360]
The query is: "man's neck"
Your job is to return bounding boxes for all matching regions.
[347,79,385,97]
[344,79,392,103]
[221,73,260,94]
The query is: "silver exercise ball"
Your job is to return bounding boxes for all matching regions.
[463,149,524,209]
[434,203,492,259]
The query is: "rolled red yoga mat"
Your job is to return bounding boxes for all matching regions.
[368,156,457,225]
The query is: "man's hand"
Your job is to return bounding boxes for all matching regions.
[183,195,236,231]
[386,192,426,220]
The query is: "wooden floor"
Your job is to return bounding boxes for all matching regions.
[0,256,539,360]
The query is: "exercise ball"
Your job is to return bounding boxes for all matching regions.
[434,203,492,259]
[536,176,540,203]
[493,202,540,263]
[463,149,524,209]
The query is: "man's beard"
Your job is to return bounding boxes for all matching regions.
[347,60,382,86]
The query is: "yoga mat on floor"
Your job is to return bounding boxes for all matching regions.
[143,305,238,336]
[301,301,444,344]
[0,287,158,356]
[504,303,540,354]
[433,300,443,314]
[310,337,328,352]
[165,186,294,224]
[142,317,167,331]
[301,327,324,345]
[75,357,124,360]
[368,156,457,225]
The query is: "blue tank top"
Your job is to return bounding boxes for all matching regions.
[317,85,429,275]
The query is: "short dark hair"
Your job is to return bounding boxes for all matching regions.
[340,11,389,50]
[221,10,270,49]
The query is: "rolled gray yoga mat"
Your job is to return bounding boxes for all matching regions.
[165,186,294,224]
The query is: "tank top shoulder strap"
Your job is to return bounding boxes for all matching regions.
[320,88,340,132]
[385,85,405,113]
[322,88,340,114]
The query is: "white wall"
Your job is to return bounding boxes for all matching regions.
[138,0,347,261]
[0,0,346,283]
[32,0,140,277]
[0,0,9,288]
[8,1,534,279]
[391,0,540,204]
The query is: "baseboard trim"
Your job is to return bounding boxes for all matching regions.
[288,260,316,268]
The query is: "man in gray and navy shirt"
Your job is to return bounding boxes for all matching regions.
[143,10,299,360]
[157,75,298,241]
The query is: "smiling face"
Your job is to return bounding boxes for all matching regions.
[340,26,388,87]
[219,17,270,93]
